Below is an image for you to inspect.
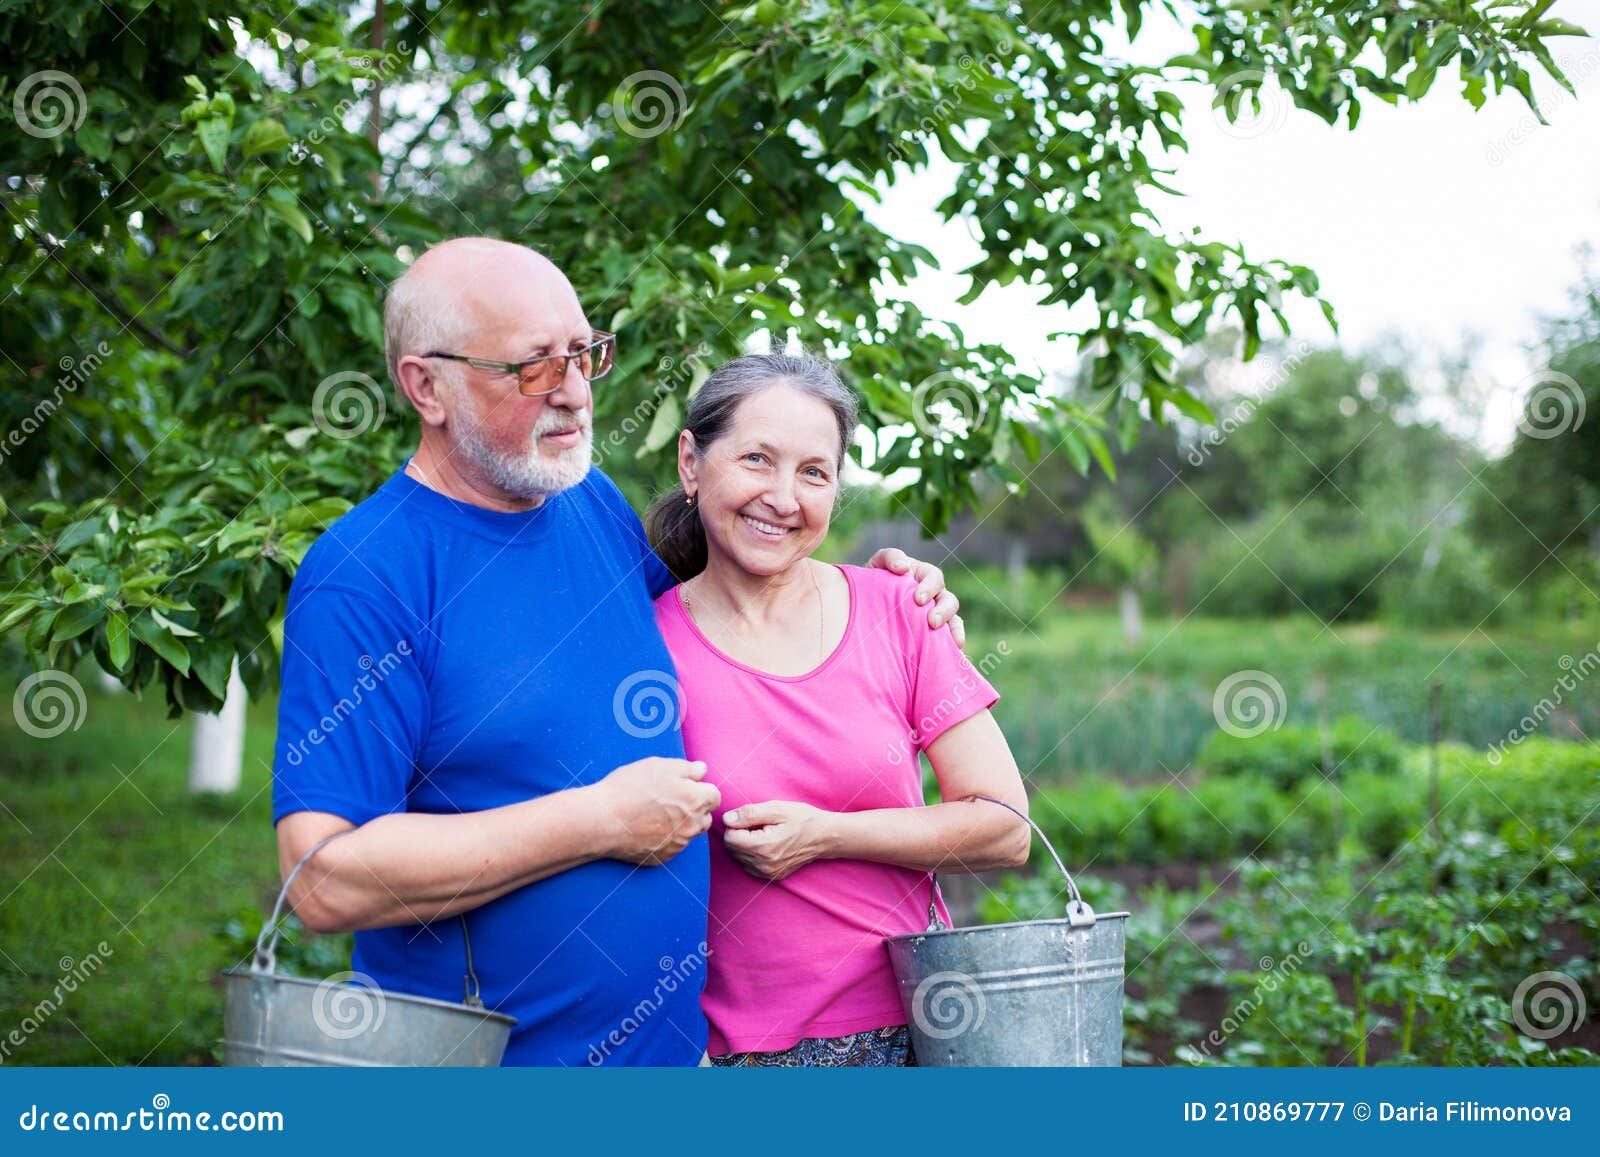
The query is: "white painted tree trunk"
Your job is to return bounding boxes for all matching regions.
[1118,585,1143,645]
[188,661,246,793]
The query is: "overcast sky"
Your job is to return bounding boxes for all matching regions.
[869,1,1600,454]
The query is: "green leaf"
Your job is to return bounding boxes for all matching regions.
[196,114,232,173]
[242,117,291,159]
[641,392,682,454]
[132,615,192,675]
[263,197,314,244]
[107,611,130,671]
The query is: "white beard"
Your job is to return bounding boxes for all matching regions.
[450,403,594,501]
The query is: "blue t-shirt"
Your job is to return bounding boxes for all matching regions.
[271,465,708,1066]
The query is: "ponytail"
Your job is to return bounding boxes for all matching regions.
[645,485,709,582]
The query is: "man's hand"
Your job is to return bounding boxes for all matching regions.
[866,547,965,648]
[722,800,835,882]
[594,757,720,865]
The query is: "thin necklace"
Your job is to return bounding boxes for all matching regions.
[682,566,826,660]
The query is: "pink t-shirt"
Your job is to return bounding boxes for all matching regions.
[653,564,999,1055]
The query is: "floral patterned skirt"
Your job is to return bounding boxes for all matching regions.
[709,1024,917,1068]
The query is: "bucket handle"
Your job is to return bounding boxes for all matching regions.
[926,794,1096,932]
[253,827,489,1009]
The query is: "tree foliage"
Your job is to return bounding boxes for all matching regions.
[0,0,1580,710]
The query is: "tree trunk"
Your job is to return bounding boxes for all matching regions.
[188,662,246,793]
[1118,585,1143,645]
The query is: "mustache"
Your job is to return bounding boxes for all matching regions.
[535,411,592,437]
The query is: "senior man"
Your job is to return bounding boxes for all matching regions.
[271,237,963,1066]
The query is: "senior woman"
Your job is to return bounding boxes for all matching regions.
[645,352,1032,1067]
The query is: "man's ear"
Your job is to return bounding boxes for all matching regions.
[398,356,449,427]
[677,429,699,495]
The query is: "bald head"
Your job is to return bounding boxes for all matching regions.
[383,237,583,393]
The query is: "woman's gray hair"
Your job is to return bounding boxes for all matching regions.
[646,352,859,581]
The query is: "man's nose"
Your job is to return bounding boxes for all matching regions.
[544,353,592,411]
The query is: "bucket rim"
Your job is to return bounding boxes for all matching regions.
[217,967,518,1027]
[883,910,1132,946]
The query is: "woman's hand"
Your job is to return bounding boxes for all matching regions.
[721,801,837,881]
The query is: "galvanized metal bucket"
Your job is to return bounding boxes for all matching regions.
[220,833,515,1067]
[885,796,1130,1066]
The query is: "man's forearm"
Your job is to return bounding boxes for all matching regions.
[286,784,617,932]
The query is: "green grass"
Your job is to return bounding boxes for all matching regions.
[971,609,1598,782]
[2,605,1596,1064]
[0,681,284,1065]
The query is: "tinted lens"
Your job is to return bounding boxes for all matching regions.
[587,336,615,379]
[517,359,563,395]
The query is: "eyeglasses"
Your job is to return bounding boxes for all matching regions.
[422,331,616,396]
